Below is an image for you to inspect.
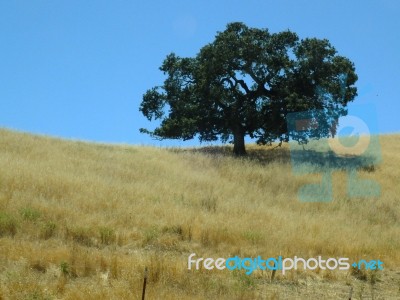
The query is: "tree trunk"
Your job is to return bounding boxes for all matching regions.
[233,129,246,156]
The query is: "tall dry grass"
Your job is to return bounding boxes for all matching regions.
[0,128,399,299]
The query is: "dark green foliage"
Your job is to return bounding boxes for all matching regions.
[140,22,358,155]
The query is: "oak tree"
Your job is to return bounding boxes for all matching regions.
[140,22,357,155]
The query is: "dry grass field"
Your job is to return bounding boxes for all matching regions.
[0,128,399,299]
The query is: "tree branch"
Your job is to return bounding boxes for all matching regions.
[245,65,263,86]
[234,78,251,94]
[220,77,235,90]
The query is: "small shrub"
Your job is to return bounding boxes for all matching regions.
[20,207,41,221]
[99,226,116,245]
[60,261,70,276]
[0,212,17,237]
[40,221,57,239]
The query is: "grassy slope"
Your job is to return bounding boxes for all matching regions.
[0,128,399,299]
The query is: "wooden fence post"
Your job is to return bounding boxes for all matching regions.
[142,267,148,300]
[348,286,353,300]
[271,262,276,282]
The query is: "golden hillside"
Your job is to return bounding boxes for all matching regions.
[0,128,399,299]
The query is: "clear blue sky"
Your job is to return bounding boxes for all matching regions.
[1,1,399,146]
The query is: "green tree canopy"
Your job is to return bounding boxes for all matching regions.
[140,22,357,155]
